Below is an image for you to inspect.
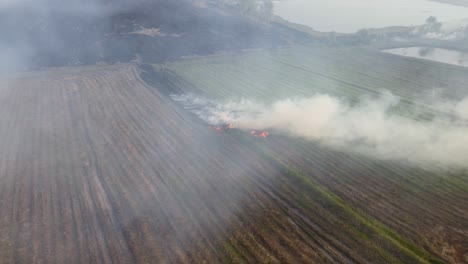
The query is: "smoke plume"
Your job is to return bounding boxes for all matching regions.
[173,92,468,168]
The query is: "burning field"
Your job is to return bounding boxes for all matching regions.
[0,0,465,263]
[0,63,464,263]
[154,45,468,263]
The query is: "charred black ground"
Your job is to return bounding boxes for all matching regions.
[0,0,312,70]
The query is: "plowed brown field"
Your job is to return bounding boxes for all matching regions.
[0,64,464,263]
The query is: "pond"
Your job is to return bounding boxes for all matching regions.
[382,47,468,67]
[273,0,468,33]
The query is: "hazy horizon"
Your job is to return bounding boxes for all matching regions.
[274,0,468,32]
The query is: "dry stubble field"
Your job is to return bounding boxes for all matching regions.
[0,63,465,263]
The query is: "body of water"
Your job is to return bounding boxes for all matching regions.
[274,0,468,33]
[383,47,468,67]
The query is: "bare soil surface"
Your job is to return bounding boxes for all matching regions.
[0,64,461,263]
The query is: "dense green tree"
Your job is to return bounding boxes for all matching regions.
[424,16,442,33]
[238,0,257,16]
[328,31,336,45]
[259,0,273,20]
[212,0,274,20]
[464,25,468,40]
[356,28,370,43]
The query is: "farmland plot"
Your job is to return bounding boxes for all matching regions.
[161,46,468,119]
[0,64,446,263]
[157,46,468,263]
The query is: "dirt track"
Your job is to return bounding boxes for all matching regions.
[0,64,463,263]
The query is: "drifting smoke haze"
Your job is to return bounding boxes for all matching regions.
[0,0,213,73]
[1,0,467,262]
[0,0,291,74]
[174,92,468,168]
[0,0,112,72]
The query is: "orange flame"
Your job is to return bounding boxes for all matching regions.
[210,123,233,132]
[250,130,269,138]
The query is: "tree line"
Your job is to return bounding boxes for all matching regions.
[210,0,274,20]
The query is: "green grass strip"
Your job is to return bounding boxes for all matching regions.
[253,141,445,264]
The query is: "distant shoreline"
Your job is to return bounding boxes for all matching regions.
[273,0,468,34]
[430,0,468,7]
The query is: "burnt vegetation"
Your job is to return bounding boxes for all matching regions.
[0,0,310,70]
[0,0,466,264]
[0,64,456,264]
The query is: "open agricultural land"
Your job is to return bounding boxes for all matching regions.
[0,46,466,263]
[156,45,468,263]
[0,62,454,264]
[1,0,466,263]
[159,46,468,110]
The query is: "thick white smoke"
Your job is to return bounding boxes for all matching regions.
[173,92,468,168]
